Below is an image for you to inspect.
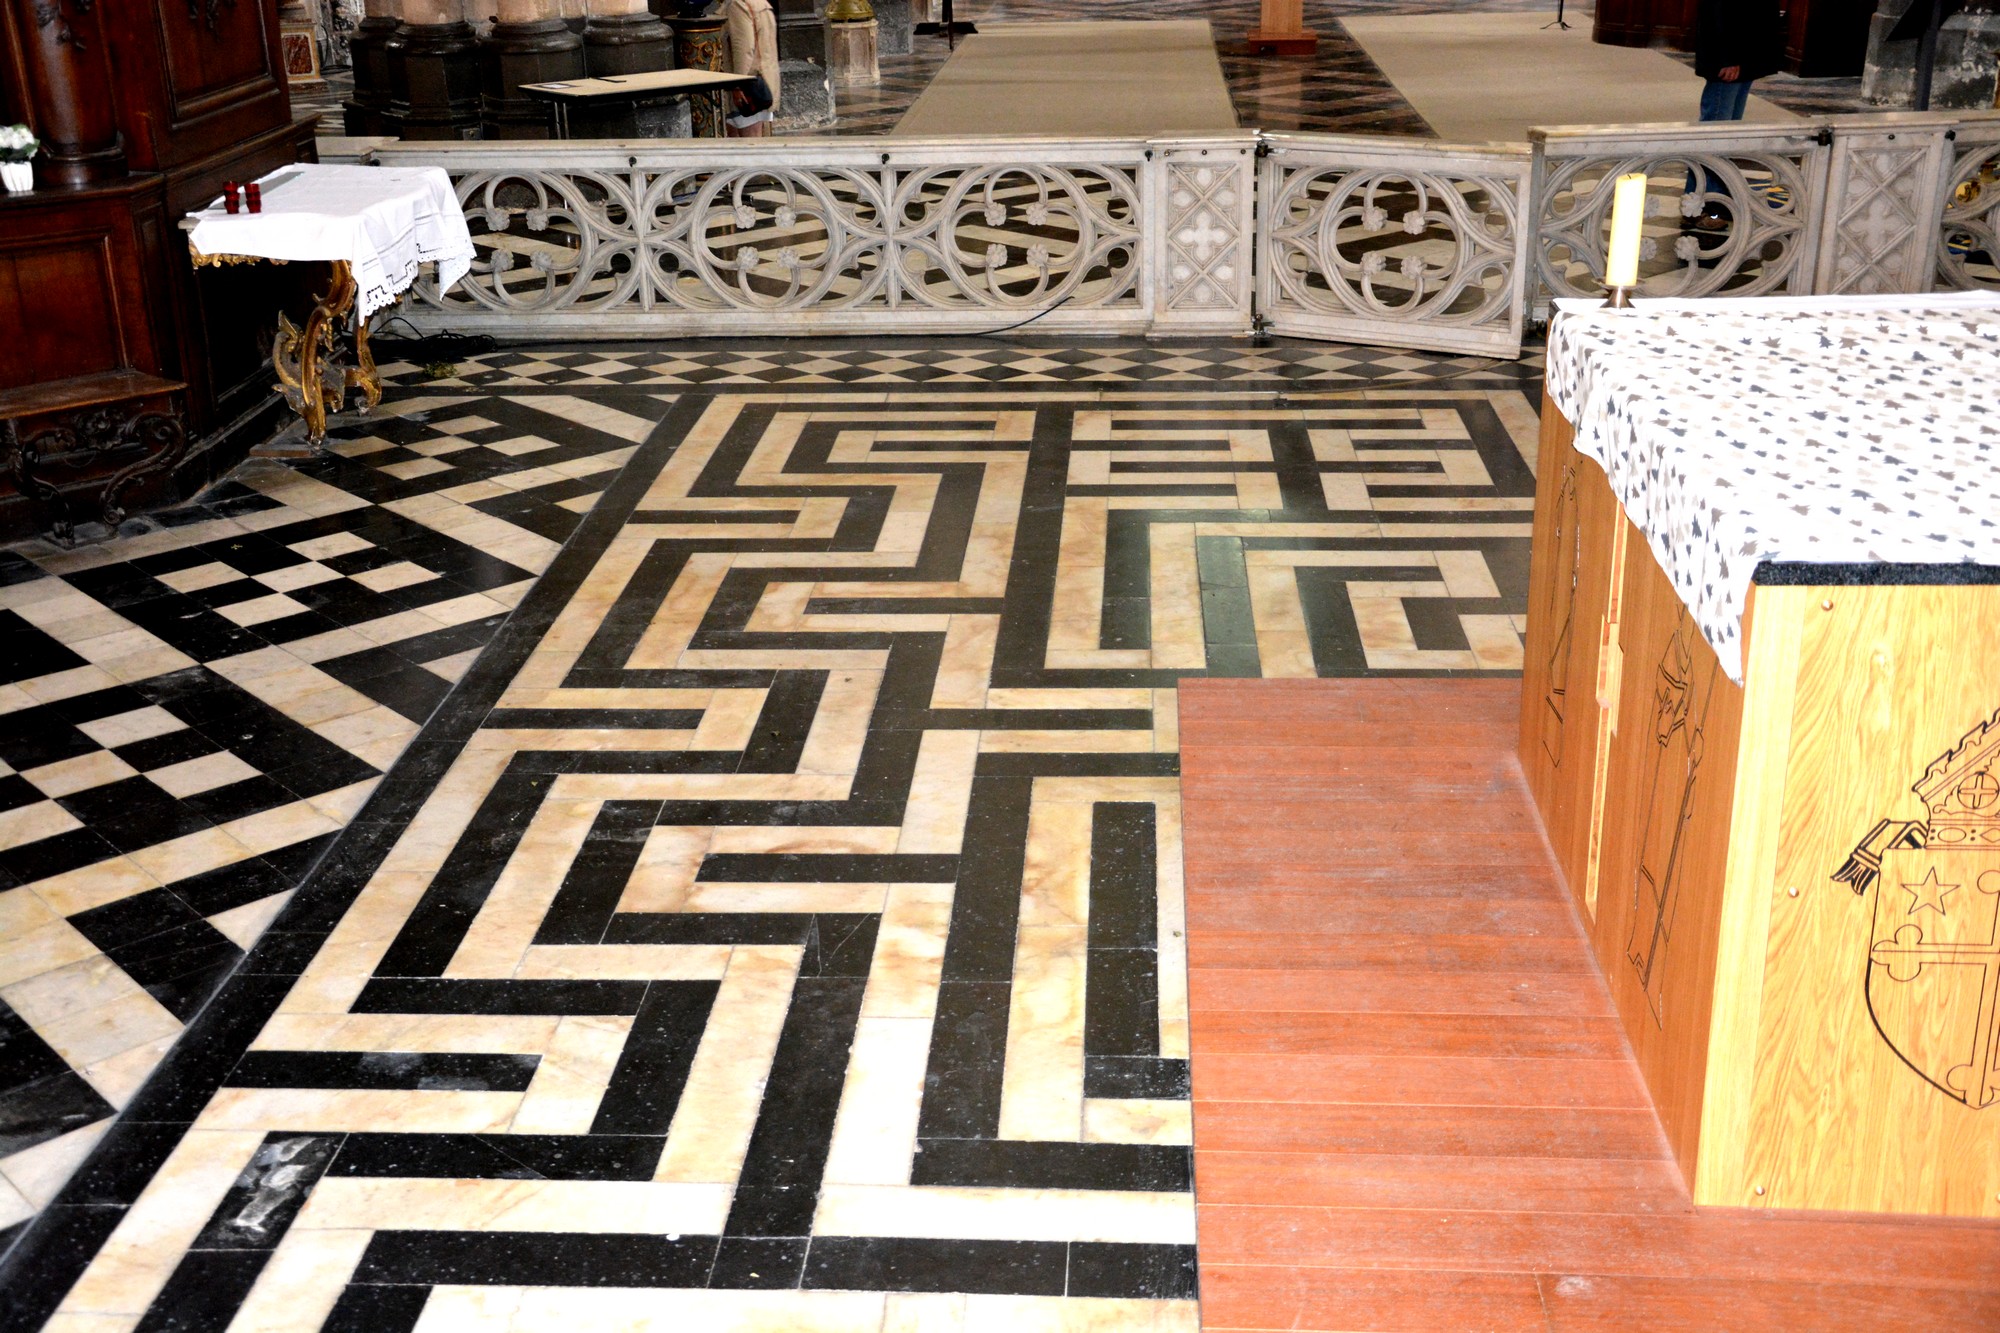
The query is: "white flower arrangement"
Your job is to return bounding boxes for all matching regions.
[0,125,38,164]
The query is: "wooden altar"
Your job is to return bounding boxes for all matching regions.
[1520,386,2000,1218]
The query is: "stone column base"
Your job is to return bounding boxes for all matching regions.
[394,21,484,140]
[345,14,403,135]
[483,18,587,137]
[584,10,676,77]
[828,17,878,86]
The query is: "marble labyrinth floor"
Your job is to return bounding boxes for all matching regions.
[0,338,1541,1330]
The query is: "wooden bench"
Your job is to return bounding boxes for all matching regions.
[0,370,190,545]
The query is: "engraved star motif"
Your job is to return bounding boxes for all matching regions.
[1902,866,1959,916]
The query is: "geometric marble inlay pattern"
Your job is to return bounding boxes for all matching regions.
[0,342,1540,1329]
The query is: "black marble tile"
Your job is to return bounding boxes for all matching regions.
[591,981,717,1135]
[186,1132,342,1250]
[724,977,866,1238]
[709,1236,808,1290]
[326,1133,662,1182]
[802,1237,1068,1296]
[1067,1241,1199,1300]
[0,1069,114,1157]
[353,1230,720,1288]
[0,999,72,1093]
[910,1139,1192,1193]
[57,776,214,852]
[0,610,86,686]
[321,1282,432,1332]
[227,1052,541,1093]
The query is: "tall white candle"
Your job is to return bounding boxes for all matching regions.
[1604,171,1648,291]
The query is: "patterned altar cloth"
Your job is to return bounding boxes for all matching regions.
[1546,291,2000,681]
[186,164,475,317]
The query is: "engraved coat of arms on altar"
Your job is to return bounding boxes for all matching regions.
[1837,708,2000,1110]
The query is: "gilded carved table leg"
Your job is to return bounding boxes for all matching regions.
[274,260,360,446]
[351,313,382,413]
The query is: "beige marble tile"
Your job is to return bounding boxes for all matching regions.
[689,688,767,751]
[884,1293,969,1333]
[0,1171,34,1230]
[509,1015,634,1135]
[220,1226,372,1332]
[654,946,800,1184]
[287,531,373,561]
[1082,1097,1192,1145]
[0,1120,111,1208]
[822,1015,931,1186]
[515,944,733,982]
[252,1012,558,1056]
[616,825,711,914]
[996,925,1085,1143]
[217,800,343,860]
[931,614,997,710]
[1464,612,1526,670]
[56,1129,267,1316]
[410,1287,518,1330]
[22,740,139,792]
[154,561,242,594]
[298,1177,730,1236]
[897,730,977,855]
[198,1087,523,1134]
[1244,558,1315,680]
[145,750,259,799]
[449,797,601,978]
[796,670,880,777]
[1020,794,1090,929]
[1,953,145,1028]
[129,825,256,888]
[41,990,180,1072]
[25,856,161,917]
[74,706,183,748]
[0,916,100,989]
[486,1288,887,1332]
[814,1183,1195,1244]
[1147,523,1205,671]
[512,393,659,443]
[963,1296,1199,1333]
[1,798,93,852]
[861,883,952,1021]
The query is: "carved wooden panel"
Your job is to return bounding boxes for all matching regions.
[108,0,291,174]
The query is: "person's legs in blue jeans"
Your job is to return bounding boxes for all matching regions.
[1688,78,1753,214]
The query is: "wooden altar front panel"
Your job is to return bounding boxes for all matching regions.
[1522,395,2000,1217]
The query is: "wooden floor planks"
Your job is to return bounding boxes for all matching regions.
[1179,678,2000,1332]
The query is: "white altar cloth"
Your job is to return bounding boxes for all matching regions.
[1546,291,2000,681]
[187,164,475,318]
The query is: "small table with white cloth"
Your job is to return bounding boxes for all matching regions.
[1517,290,2000,1220]
[183,164,475,445]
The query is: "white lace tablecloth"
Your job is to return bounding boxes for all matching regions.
[186,164,474,318]
[1546,291,2000,682]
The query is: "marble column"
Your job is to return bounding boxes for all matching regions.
[345,0,405,134]
[583,0,675,77]
[6,0,127,186]
[482,0,587,137]
[560,0,588,32]
[394,0,485,140]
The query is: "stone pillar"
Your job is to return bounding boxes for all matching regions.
[345,0,404,134]
[482,0,586,137]
[560,0,588,31]
[6,0,127,186]
[394,0,485,139]
[1865,0,2000,108]
[671,13,728,135]
[584,0,675,76]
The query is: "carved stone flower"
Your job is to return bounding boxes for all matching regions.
[775,206,798,229]
[525,208,550,232]
[735,206,756,229]
[1361,251,1386,277]
[1025,202,1049,227]
[1361,205,1388,232]
[1400,255,1425,280]
[1401,210,1426,236]
[484,208,509,233]
[736,246,760,271]
[1675,234,1701,261]
[986,242,1008,269]
[985,204,1008,227]
[777,246,802,270]
[1027,244,1050,269]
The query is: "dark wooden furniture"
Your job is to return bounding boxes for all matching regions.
[1593,0,1875,77]
[0,0,319,542]
[1,372,189,545]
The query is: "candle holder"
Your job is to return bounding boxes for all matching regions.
[1603,285,1635,309]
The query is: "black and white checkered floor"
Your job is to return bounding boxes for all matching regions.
[0,335,1543,1330]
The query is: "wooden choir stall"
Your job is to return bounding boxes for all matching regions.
[1519,293,2000,1218]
